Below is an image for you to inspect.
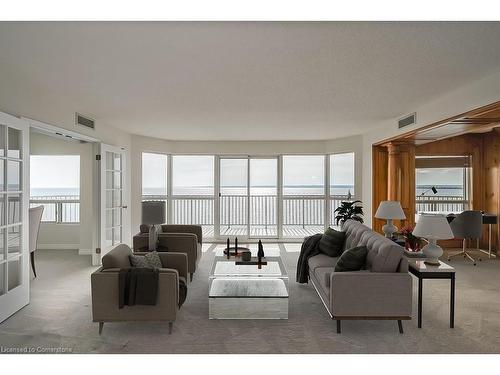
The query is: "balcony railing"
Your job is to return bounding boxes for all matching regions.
[30,195,80,223]
[142,194,350,236]
[416,195,469,213]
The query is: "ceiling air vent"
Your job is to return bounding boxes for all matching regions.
[75,113,95,130]
[398,113,416,129]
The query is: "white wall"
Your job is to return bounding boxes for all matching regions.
[362,67,500,227]
[30,131,94,253]
[130,134,364,233]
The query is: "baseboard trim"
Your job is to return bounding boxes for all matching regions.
[37,244,79,250]
[79,248,92,255]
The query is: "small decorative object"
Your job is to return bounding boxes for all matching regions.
[334,200,364,226]
[400,224,422,252]
[257,240,264,259]
[241,251,251,262]
[412,214,453,266]
[375,201,406,238]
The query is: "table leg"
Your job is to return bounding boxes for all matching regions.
[450,273,455,328]
[418,277,423,328]
[489,223,492,258]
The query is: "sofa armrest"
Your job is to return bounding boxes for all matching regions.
[330,272,412,318]
[90,268,179,322]
[133,232,149,251]
[158,252,188,280]
[158,233,198,273]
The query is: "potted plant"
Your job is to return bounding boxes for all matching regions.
[334,200,364,225]
[400,224,422,252]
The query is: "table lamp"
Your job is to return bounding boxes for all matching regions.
[375,201,406,238]
[142,201,166,251]
[413,214,453,265]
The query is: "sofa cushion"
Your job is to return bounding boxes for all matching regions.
[102,244,132,269]
[318,227,345,257]
[342,220,404,273]
[308,253,339,273]
[334,245,368,272]
[314,267,333,296]
[130,251,163,269]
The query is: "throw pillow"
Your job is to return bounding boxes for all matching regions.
[318,227,346,257]
[334,245,368,272]
[129,251,163,269]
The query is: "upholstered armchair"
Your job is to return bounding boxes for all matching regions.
[133,224,202,281]
[91,244,188,335]
[29,206,44,277]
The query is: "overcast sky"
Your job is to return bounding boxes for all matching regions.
[30,155,80,189]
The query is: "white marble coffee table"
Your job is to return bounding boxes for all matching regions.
[208,256,289,319]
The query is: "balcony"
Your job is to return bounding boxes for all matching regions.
[142,194,350,238]
[416,195,469,214]
[29,195,80,223]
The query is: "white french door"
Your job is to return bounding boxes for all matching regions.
[0,112,29,323]
[99,144,130,261]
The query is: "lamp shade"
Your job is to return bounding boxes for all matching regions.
[375,201,406,220]
[413,214,453,240]
[141,201,166,225]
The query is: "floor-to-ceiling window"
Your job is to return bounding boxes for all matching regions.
[329,152,355,226]
[141,152,168,219]
[172,155,214,237]
[141,151,357,240]
[282,155,325,237]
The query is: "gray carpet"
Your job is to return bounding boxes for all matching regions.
[1,246,499,354]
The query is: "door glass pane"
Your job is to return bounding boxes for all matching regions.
[0,160,4,191]
[113,227,121,244]
[220,159,248,237]
[7,160,21,191]
[106,190,113,208]
[8,127,22,159]
[250,159,277,237]
[8,194,21,224]
[8,256,21,291]
[113,153,121,171]
[0,195,5,226]
[113,172,121,189]
[0,228,5,262]
[106,171,113,189]
[113,190,122,207]
[105,229,113,247]
[0,263,5,296]
[106,151,114,170]
[106,210,112,228]
[113,209,121,227]
[0,124,5,157]
[8,225,21,256]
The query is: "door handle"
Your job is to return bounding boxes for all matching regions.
[122,205,128,209]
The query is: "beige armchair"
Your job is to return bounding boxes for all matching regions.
[29,206,44,277]
[91,244,188,335]
[133,224,202,281]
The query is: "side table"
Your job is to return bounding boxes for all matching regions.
[407,258,455,328]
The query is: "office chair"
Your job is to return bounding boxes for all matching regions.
[447,210,483,266]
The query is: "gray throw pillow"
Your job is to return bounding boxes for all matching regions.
[334,245,368,272]
[318,227,346,257]
[129,251,163,269]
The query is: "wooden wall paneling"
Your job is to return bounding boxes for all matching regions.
[483,129,500,254]
[372,145,388,233]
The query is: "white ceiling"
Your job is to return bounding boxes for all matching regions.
[1,22,500,141]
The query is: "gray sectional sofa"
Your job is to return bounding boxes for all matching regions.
[308,220,412,333]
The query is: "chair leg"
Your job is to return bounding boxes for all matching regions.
[30,252,37,278]
[336,320,341,334]
[398,320,403,334]
[190,273,194,282]
[168,322,173,334]
[98,322,104,335]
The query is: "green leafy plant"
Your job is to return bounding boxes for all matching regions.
[334,200,364,225]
